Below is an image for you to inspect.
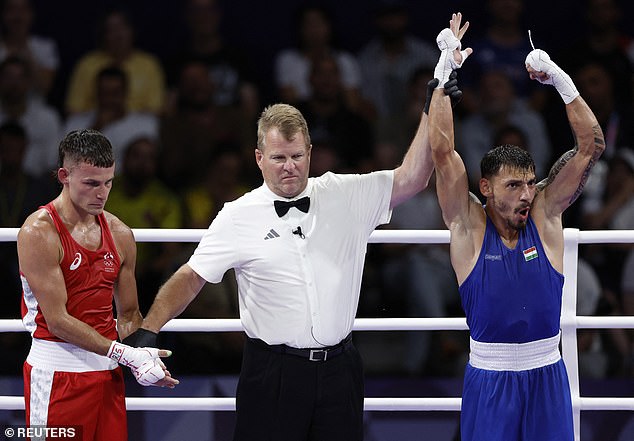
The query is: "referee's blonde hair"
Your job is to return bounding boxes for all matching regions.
[257,103,311,151]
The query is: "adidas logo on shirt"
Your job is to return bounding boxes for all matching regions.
[264,229,280,240]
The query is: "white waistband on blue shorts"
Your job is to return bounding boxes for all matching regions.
[469,332,561,371]
[27,338,117,372]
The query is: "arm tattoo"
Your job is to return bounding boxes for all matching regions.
[537,125,605,204]
[569,124,605,204]
[538,148,576,193]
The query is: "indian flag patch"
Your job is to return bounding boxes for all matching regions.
[523,246,538,261]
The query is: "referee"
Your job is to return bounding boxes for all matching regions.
[125,88,458,440]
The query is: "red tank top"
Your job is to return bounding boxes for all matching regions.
[21,202,121,341]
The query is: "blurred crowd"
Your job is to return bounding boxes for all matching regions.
[0,0,633,380]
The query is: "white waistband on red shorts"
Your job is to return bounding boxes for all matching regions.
[27,338,117,372]
[469,332,561,371]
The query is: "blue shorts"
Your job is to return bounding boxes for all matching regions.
[461,358,574,441]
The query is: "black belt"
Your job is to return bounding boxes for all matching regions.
[249,334,353,362]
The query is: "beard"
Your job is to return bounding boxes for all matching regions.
[507,217,528,231]
[493,199,530,231]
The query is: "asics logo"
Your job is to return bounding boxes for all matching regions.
[70,252,82,270]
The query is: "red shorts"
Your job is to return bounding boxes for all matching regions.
[24,362,127,441]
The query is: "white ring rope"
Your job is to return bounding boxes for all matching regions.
[2,316,634,333]
[2,228,633,439]
[0,395,633,412]
[1,227,634,244]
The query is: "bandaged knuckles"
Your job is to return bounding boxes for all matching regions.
[434,28,470,88]
[107,341,167,386]
[525,49,579,104]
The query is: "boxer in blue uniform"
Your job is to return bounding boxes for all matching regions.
[428,13,605,441]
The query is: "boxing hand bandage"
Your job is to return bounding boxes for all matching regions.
[434,28,470,88]
[525,49,579,104]
[133,359,168,386]
[107,341,168,386]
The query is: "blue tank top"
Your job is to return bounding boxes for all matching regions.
[459,215,564,343]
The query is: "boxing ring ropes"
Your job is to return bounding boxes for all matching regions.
[0,228,633,440]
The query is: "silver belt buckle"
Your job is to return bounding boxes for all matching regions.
[309,349,327,361]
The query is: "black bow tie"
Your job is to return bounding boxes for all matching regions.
[274,196,310,217]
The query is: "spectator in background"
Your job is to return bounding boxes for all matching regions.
[296,54,374,173]
[0,55,61,178]
[105,136,184,313]
[64,65,158,172]
[65,8,166,115]
[159,59,253,192]
[0,120,53,375]
[183,146,250,229]
[558,0,633,111]
[0,121,53,226]
[573,60,633,160]
[165,0,259,121]
[356,2,436,120]
[0,0,59,101]
[459,0,545,115]
[274,4,363,114]
[457,69,551,191]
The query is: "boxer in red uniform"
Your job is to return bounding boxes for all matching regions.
[18,129,178,441]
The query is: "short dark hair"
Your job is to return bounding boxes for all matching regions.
[58,129,114,169]
[480,144,535,179]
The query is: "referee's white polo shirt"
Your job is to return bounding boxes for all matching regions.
[187,170,394,348]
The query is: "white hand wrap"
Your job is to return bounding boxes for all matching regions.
[434,28,470,88]
[108,341,166,386]
[525,49,579,104]
[133,359,168,387]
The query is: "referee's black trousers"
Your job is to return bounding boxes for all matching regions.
[232,336,364,441]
